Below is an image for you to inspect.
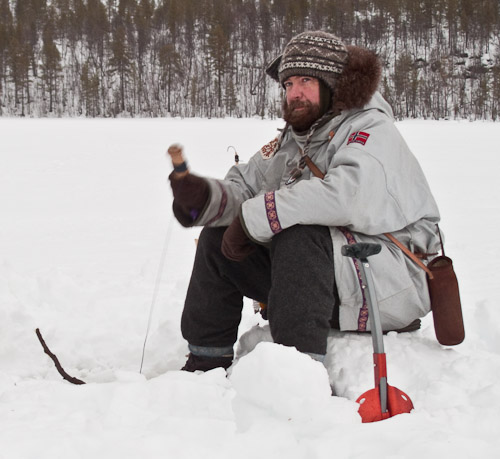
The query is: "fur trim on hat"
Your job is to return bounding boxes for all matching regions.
[332,45,382,111]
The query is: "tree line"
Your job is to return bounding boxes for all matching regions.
[0,0,499,120]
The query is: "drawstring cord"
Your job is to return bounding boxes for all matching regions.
[285,111,334,185]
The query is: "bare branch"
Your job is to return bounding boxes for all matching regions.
[35,328,86,385]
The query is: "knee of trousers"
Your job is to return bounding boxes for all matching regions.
[268,302,333,356]
[196,226,226,252]
[270,225,335,279]
[267,225,335,356]
[271,224,333,257]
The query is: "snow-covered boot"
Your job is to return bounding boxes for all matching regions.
[181,353,233,372]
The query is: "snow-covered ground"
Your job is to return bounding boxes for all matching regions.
[0,117,499,458]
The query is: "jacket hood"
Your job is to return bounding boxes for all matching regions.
[333,45,382,111]
[339,91,394,122]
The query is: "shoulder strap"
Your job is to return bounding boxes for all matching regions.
[303,155,326,179]
[305,156,433,280]
[384,233,434,280]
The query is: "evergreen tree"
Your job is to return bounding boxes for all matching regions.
[0,0,13,99]
[135,0,154,112]
[8,30,31,115]
[41,7,62,113]
[81,60,100,116]
[158,42,183,114]
[15,0,48,78]
[109,24,131,114]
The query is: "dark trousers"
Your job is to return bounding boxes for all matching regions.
[181,224,336,356]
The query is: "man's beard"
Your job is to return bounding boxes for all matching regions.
[282,99,322,132]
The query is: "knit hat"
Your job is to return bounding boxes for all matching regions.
[266,31,349,93]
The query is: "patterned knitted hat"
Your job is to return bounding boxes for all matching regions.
[266,31,349,93]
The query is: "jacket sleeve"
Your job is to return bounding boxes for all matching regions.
[190,152,268,227]
[241,123,436,243]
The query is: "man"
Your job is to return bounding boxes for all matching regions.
[169,31,440,372]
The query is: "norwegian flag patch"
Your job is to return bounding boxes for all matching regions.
[347,131,370,146]
[260,137,279,160]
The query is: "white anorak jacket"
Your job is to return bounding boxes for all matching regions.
[194,92,441,332]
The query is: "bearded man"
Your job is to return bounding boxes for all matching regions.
[169,31,441,372]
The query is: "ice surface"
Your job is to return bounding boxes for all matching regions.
[0,117,499,458]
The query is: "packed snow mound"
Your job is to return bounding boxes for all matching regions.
[236,323,274,358]
[231,342,360,431]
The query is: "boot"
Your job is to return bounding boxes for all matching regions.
[181,353,233,372]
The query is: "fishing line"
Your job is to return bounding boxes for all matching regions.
[139,211,175,374]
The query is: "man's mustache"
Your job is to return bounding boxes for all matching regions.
[287,100,312,110]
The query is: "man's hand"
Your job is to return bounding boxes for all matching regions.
[222,215,256,262]
[167,143,209,226]
[167,143,189,179]
[169,173,210,227]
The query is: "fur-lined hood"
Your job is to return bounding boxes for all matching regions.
[266,44,382,111]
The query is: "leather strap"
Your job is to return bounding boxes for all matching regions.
[384,233,434,280]
[303,155,326,180]
[304,154,434,279]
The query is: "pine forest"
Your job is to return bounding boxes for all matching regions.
[0,0,499,120]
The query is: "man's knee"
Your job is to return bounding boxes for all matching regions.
[272,225,332,255]
[197,226,226,251]
[267,225,335,356]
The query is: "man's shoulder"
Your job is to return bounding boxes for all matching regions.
[258,136,280,160]
[328,108,394,149]
[257,127,293,160]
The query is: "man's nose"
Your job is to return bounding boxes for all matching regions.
[287,85,302,99]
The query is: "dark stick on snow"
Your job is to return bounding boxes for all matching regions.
[35,328,86,385]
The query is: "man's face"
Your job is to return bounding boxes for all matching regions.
[282,76,322,132]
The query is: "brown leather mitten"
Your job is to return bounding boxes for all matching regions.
[221,215,256,262]
[169,172,209,227]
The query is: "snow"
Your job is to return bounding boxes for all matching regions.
[0,117,499,458]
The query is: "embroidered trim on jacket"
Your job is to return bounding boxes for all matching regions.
[264,191,282,234]
[339,227,369,332]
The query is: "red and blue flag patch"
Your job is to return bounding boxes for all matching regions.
[347,131,370,146]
